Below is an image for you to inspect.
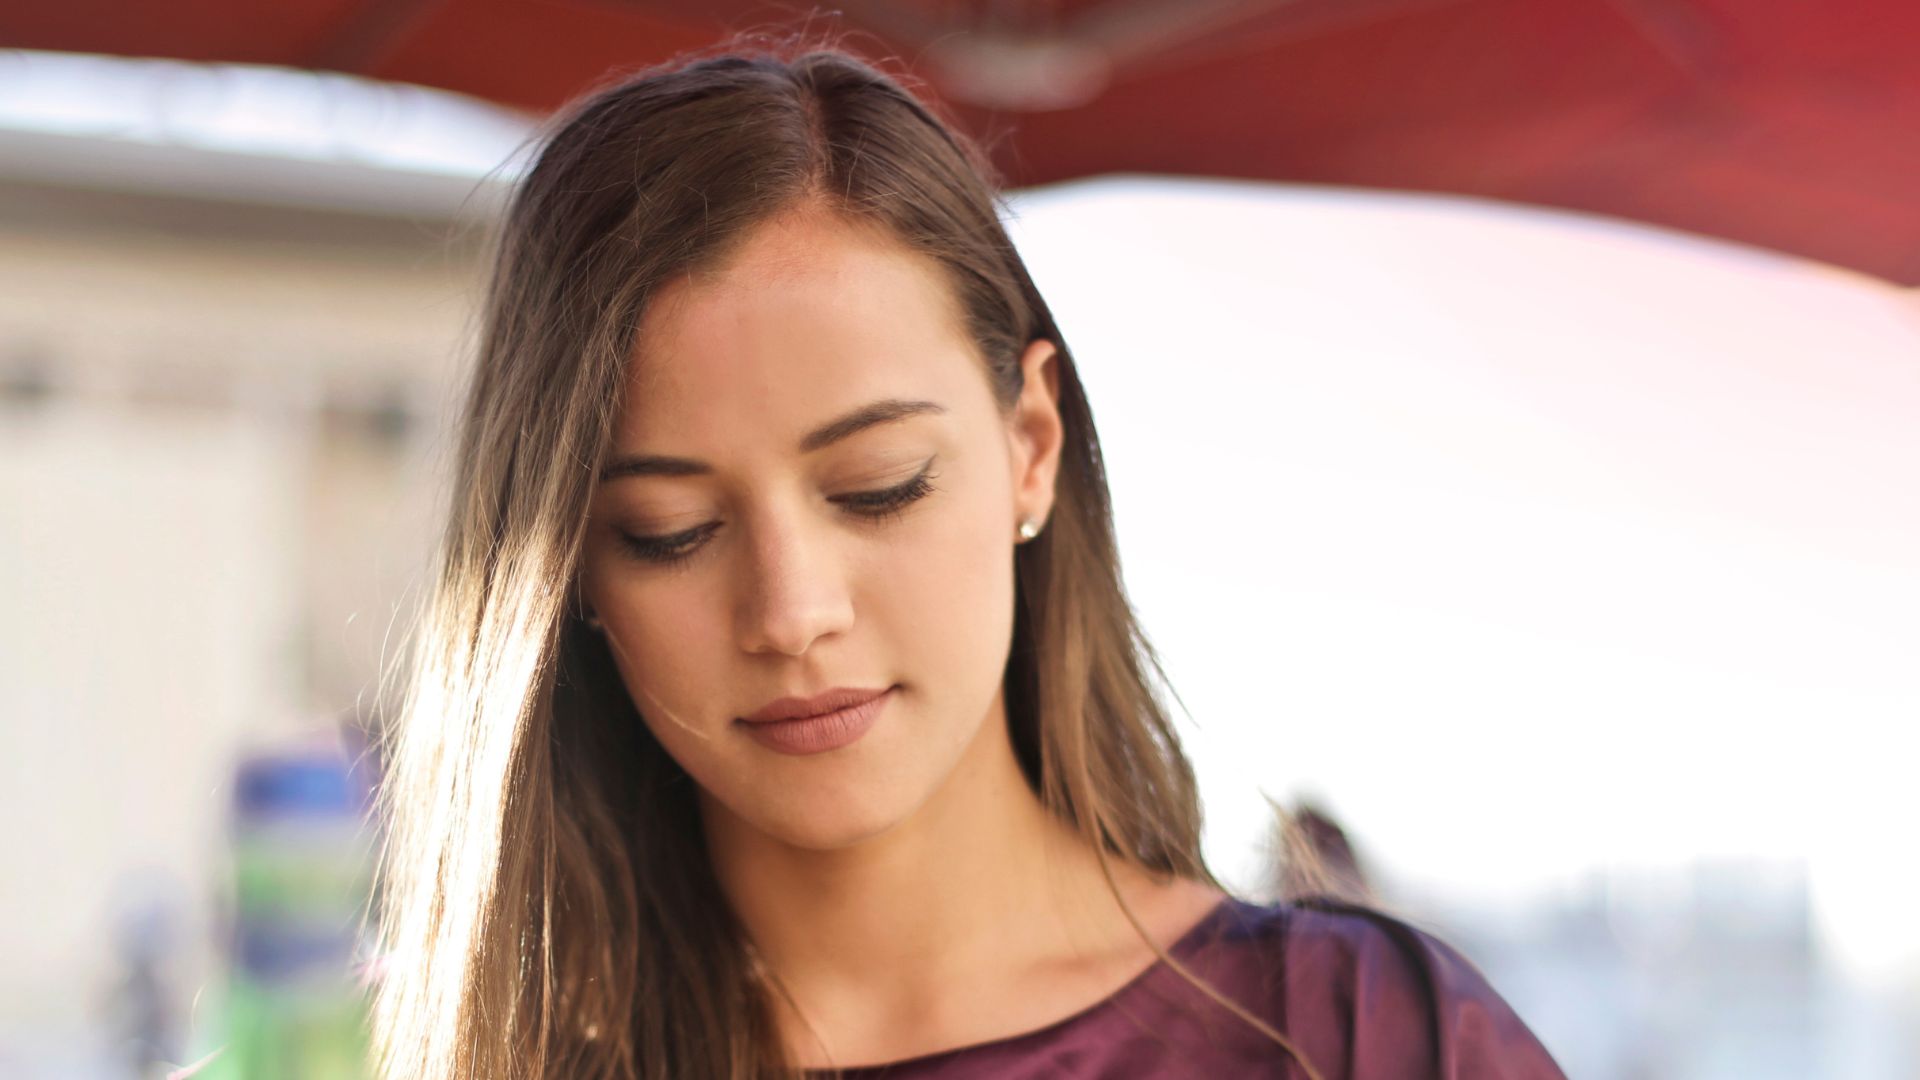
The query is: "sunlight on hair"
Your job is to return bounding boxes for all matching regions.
[372,546,567,1076]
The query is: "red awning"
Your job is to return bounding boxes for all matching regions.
[8,0,1918,283]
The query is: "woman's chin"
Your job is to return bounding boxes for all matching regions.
[762,796,915,852]
[718,778,927,853]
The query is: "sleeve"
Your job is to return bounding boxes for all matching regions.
[1281,896,1568,1080]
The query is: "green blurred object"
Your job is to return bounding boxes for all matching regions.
[202,979,370,1080]
[190,746,377,1079]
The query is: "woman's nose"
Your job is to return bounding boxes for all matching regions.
[732,510,855,657]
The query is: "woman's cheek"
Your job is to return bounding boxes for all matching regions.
[912,489,1014,668]
[591,576,721,735]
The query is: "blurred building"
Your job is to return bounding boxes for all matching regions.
[1408,859,1918,1080]
[0,121,500,1075]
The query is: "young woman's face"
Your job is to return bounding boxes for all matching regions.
[579,208,1061,852]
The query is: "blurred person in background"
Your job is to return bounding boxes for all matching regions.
[369,33,1566,1080]
[1270,800,1376,907]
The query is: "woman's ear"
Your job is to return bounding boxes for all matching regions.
[1008,338,1063,537]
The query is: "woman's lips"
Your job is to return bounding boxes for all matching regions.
[742,685,892,723]
[736,686,893,755]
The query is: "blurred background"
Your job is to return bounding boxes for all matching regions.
[2,2,1916,1077]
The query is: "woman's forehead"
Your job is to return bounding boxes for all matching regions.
[615,214,986,452]
[625,216,975,419]
[646,211,953,331]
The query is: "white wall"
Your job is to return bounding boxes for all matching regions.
[0,189,476,1075]
[1005,176,1920,987]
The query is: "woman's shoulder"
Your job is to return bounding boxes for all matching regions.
[1187,893,1569,1079]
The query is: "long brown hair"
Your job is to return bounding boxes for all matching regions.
[370,31,1326,1080]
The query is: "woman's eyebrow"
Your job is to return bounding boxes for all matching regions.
[599,397,946,481]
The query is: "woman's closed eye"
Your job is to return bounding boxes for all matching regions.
[615,462,941,568]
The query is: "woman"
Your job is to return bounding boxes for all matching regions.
[369,34,1568,1080]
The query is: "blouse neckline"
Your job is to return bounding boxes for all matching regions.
[801,894,1247,1076]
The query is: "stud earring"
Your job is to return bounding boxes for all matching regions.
[584,611,604,632]
[1017,517,1041,542]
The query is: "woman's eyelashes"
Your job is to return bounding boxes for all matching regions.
[615,463,941,568]
[830,468,936,526]
[617,521,718,568]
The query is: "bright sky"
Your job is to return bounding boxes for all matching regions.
[1003,177,1920,986]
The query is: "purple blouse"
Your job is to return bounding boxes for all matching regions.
[803,895,1568,1079]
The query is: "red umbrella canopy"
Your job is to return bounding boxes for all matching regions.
[7,0,1919,284]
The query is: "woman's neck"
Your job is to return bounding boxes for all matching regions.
[699,690,1225,1067]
